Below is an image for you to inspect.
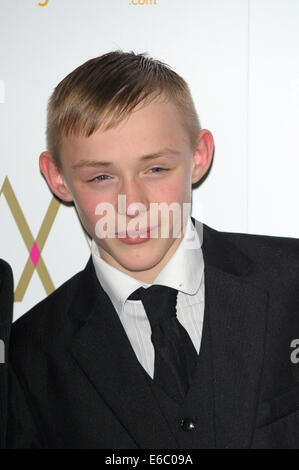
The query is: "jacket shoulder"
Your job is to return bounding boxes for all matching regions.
[0,258,13,276]
[204,223,299,258]
[0,258,14,326]
[203,223,299,282]
[0,258,13,290]
[9,263,89,361]
[224,227,299,265]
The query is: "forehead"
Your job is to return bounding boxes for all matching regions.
[60,100,190,164]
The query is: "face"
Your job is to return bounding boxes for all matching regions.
[40,100,213,283]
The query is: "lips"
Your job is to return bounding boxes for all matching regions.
[116,225,158,240]
[116,228,150,238]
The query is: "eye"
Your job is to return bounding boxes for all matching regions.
[148,167,168,174]
[91,175,111,183]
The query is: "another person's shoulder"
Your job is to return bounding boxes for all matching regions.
[0,258,13,281]
[0,259,14,325]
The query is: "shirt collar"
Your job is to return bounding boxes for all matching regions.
[91,216,204,316]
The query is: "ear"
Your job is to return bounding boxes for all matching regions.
[39,151,73,202]
[191,129,214,184]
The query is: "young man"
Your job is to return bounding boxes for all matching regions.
[0,259,13,449]
[7,51,299,449]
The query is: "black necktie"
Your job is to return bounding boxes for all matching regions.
[128,285,198,403]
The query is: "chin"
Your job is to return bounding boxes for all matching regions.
[115,249,165,273]
[118,257,161,273]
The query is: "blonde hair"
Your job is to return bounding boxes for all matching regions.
[47,50,201,168]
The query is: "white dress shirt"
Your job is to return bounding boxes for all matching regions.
[91,217,205,379]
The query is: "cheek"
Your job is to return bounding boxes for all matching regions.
[156,171,191,204]
[78,196,96,218]
[74,189,119,239]
[76,183,113,211]
[73,191,104,230]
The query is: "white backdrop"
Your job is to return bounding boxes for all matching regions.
[0,0,298,321]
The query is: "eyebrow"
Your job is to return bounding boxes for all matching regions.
[71,147,181,170]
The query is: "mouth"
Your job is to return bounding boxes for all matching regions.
[115,225,159,244]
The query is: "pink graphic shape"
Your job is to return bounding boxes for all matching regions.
[30,242,41,267]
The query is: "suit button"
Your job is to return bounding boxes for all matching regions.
[180,418,196,432]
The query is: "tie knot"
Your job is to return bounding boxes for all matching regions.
[128,285,178,327]
[127,286,147,302]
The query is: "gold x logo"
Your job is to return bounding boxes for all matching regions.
[0,177,60,301]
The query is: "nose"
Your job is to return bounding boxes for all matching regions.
[117,177,149,218]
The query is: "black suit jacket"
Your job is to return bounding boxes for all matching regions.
[6,221,299,448]
[0,259,13,449]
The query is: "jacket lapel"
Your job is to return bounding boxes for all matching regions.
[201,224,269,448]
[68,259,178,449]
